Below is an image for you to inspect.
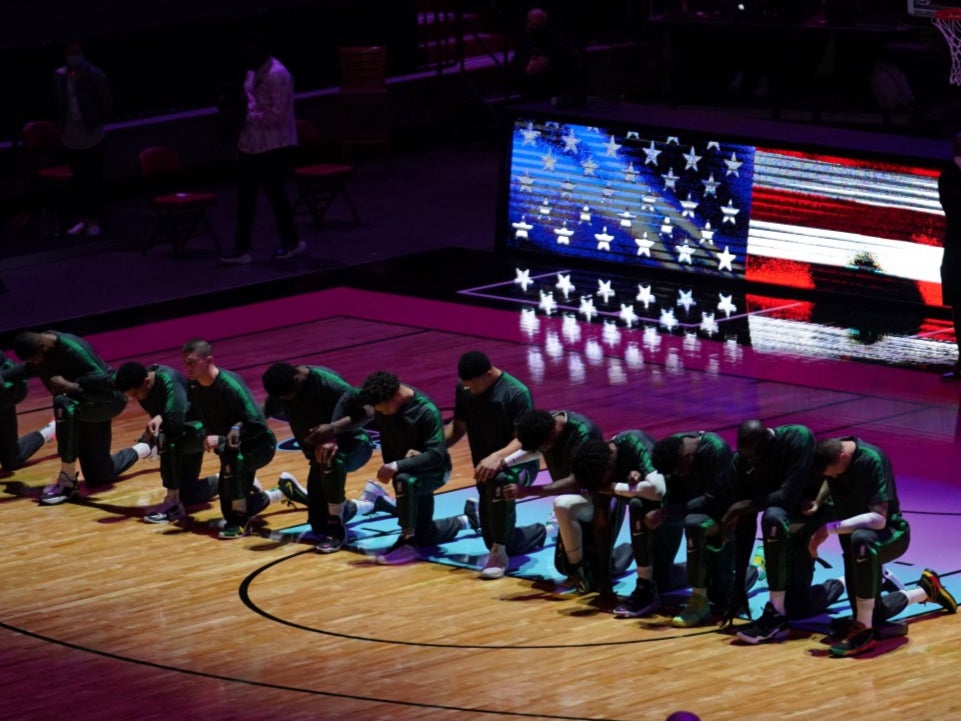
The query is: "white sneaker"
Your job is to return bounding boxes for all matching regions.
[66,221,87,236]
[361,480,396,514]
[39,472,78,505]
[480,546,509,580]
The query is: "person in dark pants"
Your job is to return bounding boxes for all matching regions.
[444,351,548,580]
[809,437,956,656]
[726,420,844,644]
[54,37,111,237]
[8,331,151,503]
[571,430,672,616]
[262,361,386,553]
[938,133,961,380]
[358,370,475,565]
[504,409,623,597]
[219,37,301,263]
[0,351,56,473]
[114,361,219,523]
[181,338,281,539]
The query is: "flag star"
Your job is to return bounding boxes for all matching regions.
[716,245,736,271]
[700,311,719,336]
[634,233,655,257]
[659,307,679,332]
[579,295,597,320]
[520,121,541,145]
[641,191,658,212]
[562,129,581,153]
[596,279,615,303]
[541,149,558,171]
[680,193,699,218]
[520,307,540,337]
[603,321,621,348]
[662,168,679,190]
[514,268,533,291]
[702,173,720,196]
[539,198,552,216]
[595,227,614,251]
[601,183,616,203]
[676,241,695,264]
[660,216,674,236]
[581,156,599,175]
[666,136,680,145]
[626,131,640,140]
[556,273,575,298]
[643,141,662,166]
[725,152,743,177]
[636,284,655,308]
[512,215,533,239]
[562,314,581,343]
[539,290,557,315]
[618,209,636,228]
[517,171,534,192]
[682,146,702,171]
[717,293,737,317]
[676,289,696,312]
[579,205,592,223]
[604,135,622,157]
[619,303,638,327]
[587,126,602,134]
[700,221,715,245]
[624,162,639,182]
[554,223,574,245]
[560,177,576,198]
[707,140,721,151]
[721,200,740,225]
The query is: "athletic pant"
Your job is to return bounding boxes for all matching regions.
[303,433,374,535]
[157,420,217,506]
[392,470,462,547]
[553,493,629,579]
[479,462,546,555]
[840,522,912,621]
[54,393,135,486]
[217,437,276,522]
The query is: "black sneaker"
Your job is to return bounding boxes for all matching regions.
[278,472,309,507]
[830,616,908,640]
[562,564,596,595]
[735,602,789,644]
[919,569,958,614]
[614,580,659,618]
[830,622,876,657]
[463,498,481,532]
[39,473,79,505]
[314,534,344,553]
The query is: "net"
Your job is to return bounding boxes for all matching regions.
[933,8,961,85]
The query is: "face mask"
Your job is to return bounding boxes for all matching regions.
[66,53,84,68]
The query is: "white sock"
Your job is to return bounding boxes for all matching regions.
[856,597,876,629]
[265,488,284,504]
[40,421,56,443]
[770,590,787,615]
[133,442,152,460]
[459,515,470,531]
[902,587,927,606]
[545,522,559,540]
[354,499,375,515]
[636,565,653,582]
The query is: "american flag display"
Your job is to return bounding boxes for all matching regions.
[501,117,946,307]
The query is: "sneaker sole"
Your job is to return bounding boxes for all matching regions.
[39,492,78,506]
[735,628,788,644]
[921,570,958,614]
[830,638,877,657]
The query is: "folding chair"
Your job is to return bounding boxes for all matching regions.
[21,120,73,237]
[137,146,221,258]
[291,118,361,227]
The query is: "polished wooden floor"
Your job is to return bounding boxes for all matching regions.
[2,288,960,721]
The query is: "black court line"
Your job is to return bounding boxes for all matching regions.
[238,549,724,650]
[0,620,641,721]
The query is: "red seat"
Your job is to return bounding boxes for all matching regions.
[21,120,73,236]
[291,119,361,227]
[137,146,221,258]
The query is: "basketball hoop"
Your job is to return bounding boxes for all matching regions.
[933,8,961,86]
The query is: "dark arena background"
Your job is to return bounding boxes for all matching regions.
[1,1,961,720]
